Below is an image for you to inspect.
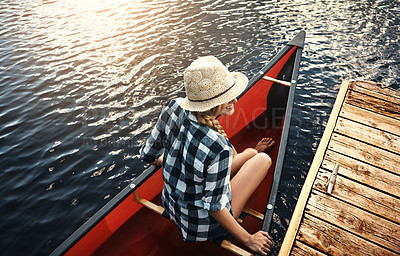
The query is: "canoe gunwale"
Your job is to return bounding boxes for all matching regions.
[262,41,304,234]
[49,165,160,256]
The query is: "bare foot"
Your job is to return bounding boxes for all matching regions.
[254,138,275,153]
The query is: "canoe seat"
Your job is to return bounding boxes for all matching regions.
[133,191,264,256]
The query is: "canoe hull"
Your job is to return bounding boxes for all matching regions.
[51,31,305,256]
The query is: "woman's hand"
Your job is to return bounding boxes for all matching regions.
[151,153,164,166]
[244,230,273,256]
[210,209,273,255]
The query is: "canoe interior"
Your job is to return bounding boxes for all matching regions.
[93,114,283,256]
[55,31,305,256]
[90,47,297,256]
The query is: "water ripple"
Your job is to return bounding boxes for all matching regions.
[0,0,399,255]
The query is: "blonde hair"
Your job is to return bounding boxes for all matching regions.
[193,106,238,156]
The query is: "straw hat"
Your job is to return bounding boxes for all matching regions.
[180,56,248,112]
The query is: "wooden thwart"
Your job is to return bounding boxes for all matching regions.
[221,240,252,256]
[133,191,260,256]
[262,75,291,87]
[243,206,264,221]
[279,81,400,255]
[133,191,164,216]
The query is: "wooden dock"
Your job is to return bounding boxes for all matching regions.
[279,81,400,255]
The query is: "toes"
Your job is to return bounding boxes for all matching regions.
[256,138,266,146]
[265,137,275,145]
[255,138,275,153]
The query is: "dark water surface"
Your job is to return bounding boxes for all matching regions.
[0,0,399,255]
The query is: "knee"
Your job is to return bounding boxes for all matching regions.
[254,153,272,169]
[243,148,258,157]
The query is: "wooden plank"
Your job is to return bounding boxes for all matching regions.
[291,241,328,256]
[350,82,400,106]
[345,89,400,120]
[351,81,400,101]
[322,151,400,197]
[133,191,165,216]
[313,170,400,224]
[296,214,397,256]
[329,133,400,175]
[278,81,350,256]
[306,190,400,252]
[133,192,253,256]
[220,240,252,256]
[243,207,264,221]
[262,75,291,87]
[334,117,400,155]
[340,103,400,136]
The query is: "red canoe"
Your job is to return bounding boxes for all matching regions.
[51,31,305,256]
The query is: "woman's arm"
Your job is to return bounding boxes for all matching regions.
[210,208,250,242]
[139,102,171,163]
[151,153,164,166]
[210,208,272,256]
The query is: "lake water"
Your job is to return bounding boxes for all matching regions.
[0,0,399,255]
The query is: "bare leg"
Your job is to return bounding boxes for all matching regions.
[231,148,258,178]
[230,153,271,219]
[231,138,275,177]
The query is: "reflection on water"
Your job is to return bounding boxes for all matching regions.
[0,0,398,254]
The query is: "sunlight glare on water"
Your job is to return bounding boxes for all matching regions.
[32,0,157,88]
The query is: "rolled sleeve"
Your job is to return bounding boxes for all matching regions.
[202,147,232,212]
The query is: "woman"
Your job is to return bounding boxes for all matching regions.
[140,56,274,255]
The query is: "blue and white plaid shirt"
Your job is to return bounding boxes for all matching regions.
[140,98,233,242]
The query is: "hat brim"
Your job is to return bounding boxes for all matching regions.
[181,72,248,112]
